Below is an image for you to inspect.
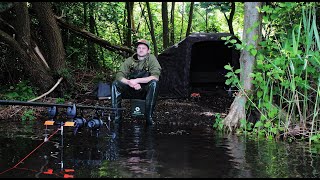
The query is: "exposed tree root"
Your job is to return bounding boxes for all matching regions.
[223,95,246,132]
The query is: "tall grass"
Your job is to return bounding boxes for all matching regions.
[257,4,320,142]
[224,3,319,143]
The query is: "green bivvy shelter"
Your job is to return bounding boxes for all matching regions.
[157,32,240,98]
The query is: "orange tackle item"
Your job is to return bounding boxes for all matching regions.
[190,93,201,98]
[64,122,75,127]
[64,169,75,173]
[44,121,55,126]
[64,174,74,178]
[43,168,54,174]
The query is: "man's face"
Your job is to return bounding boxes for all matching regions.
[137,44,150,58]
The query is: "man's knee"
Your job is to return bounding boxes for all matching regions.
[112,80,121,87]
[148,79,158,88]
[112,80,129,91]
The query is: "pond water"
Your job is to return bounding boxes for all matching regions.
[0,118,320,178]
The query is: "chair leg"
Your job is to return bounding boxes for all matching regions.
[111,81,123,123]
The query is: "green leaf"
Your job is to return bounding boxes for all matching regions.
[254,121,263,128]
[225,79,232,85]
[250,49,257,56]
[224,64,232,70]
[235,44,242,50]
[230,39,237,44]
[235,69,241,74]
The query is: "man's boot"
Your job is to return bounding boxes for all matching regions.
[111,81,123,123]
[145,80,159,126]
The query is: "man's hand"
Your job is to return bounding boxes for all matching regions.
[127,79,141,90]
[133,84,141,90]
[121,76,158,91]
[127,79,139,88]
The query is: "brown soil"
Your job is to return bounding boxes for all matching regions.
[0,88,233,128]
[0,69,234,128]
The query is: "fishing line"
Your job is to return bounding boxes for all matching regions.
[0,127,60,175]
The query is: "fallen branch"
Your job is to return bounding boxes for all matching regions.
[28,77,63,102]
[55,16,135,57]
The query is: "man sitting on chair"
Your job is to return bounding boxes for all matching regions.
[111,39,162,126]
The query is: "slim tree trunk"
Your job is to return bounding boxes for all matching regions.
[170,2,175,45]
[146,2,158,57]
[130,2,135,33]
[179,2,184,41]
[186,2,194,37]
[139,2,151,38]
[222,2,235,36]
[83,2,87,26]
[223,2,262,131]
[136,3,146,32]
[205,10,208,33]
[88,2,98,69]
[162,2,169,49]
[125,2,132,47]
[122,8,126,46]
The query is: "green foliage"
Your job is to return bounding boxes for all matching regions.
[57,68,72,80]
[237,118,253,135]
[55,97,65,104]
[222,3,320,144]
[310,134,320,144]
[98,160,122,178]
[224,63,240,88]
[21,109,36,121]
[212,113,224,131]
[0,80,37,101]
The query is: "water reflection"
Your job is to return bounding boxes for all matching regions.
[100,123,160,178]
[1,119,320,178]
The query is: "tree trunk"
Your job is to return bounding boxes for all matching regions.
[162,2,169,49]
[130,2,135,33]
[222,2,236,36]
[87,2,98,69]
[32,2,66,74]
[11,2,55,93]
[125,2,132,47]
[83,2,87,26]
[205,10,208,33]
[122,8,126,46]
[136,3,146,33]
[146,2,158,57]
[0,30,55,93]
[228,2,235,35]
[223,2,262,132]
[138,2,151,37]
[170,2,175,46]
[186,2,194,37]
[179,2,184,41]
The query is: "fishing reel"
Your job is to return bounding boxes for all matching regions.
[48,106,57,119]
[87,118,104,129]
[46,104,114,137]
[47,104,76,119]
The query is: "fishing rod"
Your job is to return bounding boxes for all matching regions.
[0,99,123,137]
[0,100,124,111]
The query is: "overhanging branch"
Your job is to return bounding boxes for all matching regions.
[55,16,135,57]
